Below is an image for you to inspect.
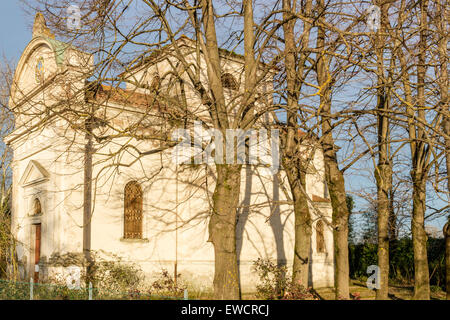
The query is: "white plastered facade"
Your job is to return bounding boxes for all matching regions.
[6,32,335,292]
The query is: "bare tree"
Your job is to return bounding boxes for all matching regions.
[0,58,17,279]
[371,0,393,300]
[314,0,353,299]
[400,0,431,299]
[432,0,449,300]
[278,0,314,288]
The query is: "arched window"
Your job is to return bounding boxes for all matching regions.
[124,181,143,239]
[33,198,42,216]
[221,73,238,91]
[316,220,326,253]
[35,57,44,84]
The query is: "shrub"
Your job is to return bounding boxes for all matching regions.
[82,252,145,299]
[149,269,186,299]
[349,237,446,291]
[253,258,319,300]
[45,251,145,299]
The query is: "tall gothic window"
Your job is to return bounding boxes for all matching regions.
[33,198,42,216]
[221,73,238,91]
[316,220,325,253]
[124,181,143,239]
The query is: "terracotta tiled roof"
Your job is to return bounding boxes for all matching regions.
[312,194,331,203]
[85,83,163,110]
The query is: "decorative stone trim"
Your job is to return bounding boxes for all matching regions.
[120,237,149,243]
[28,215,42,225]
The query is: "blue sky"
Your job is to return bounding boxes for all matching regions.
[0,1,30,62]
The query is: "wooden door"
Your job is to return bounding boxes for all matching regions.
[34,224,41,283]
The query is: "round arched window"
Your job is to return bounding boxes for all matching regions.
[221,73,238,91]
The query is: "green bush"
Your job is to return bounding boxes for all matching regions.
[0,279,88,300]
[252,258,319,300]
[47,251,146,299]
[85,253,145,299]
[349,237,446,290]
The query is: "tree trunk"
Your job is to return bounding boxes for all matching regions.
[209,164,242,299]
[315,7,350,298]
[435,0,449,300]
[326,160,350,299]
[409,0,431,300]
[388,187,397,241]
[374,1,392,299]
[375,93,392,300]
[199,0,258,299]
[319,93,350,300]
[444,119,450,302]
[411,172,430,300]
[375,162,391,300]
[280,0,313,288]
[283,161,311,287]
[83,119,94,282]
[292,191,311,288]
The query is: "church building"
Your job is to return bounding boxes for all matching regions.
[5,14,334,292]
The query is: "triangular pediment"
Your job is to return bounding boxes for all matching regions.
[19,160,49,186]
